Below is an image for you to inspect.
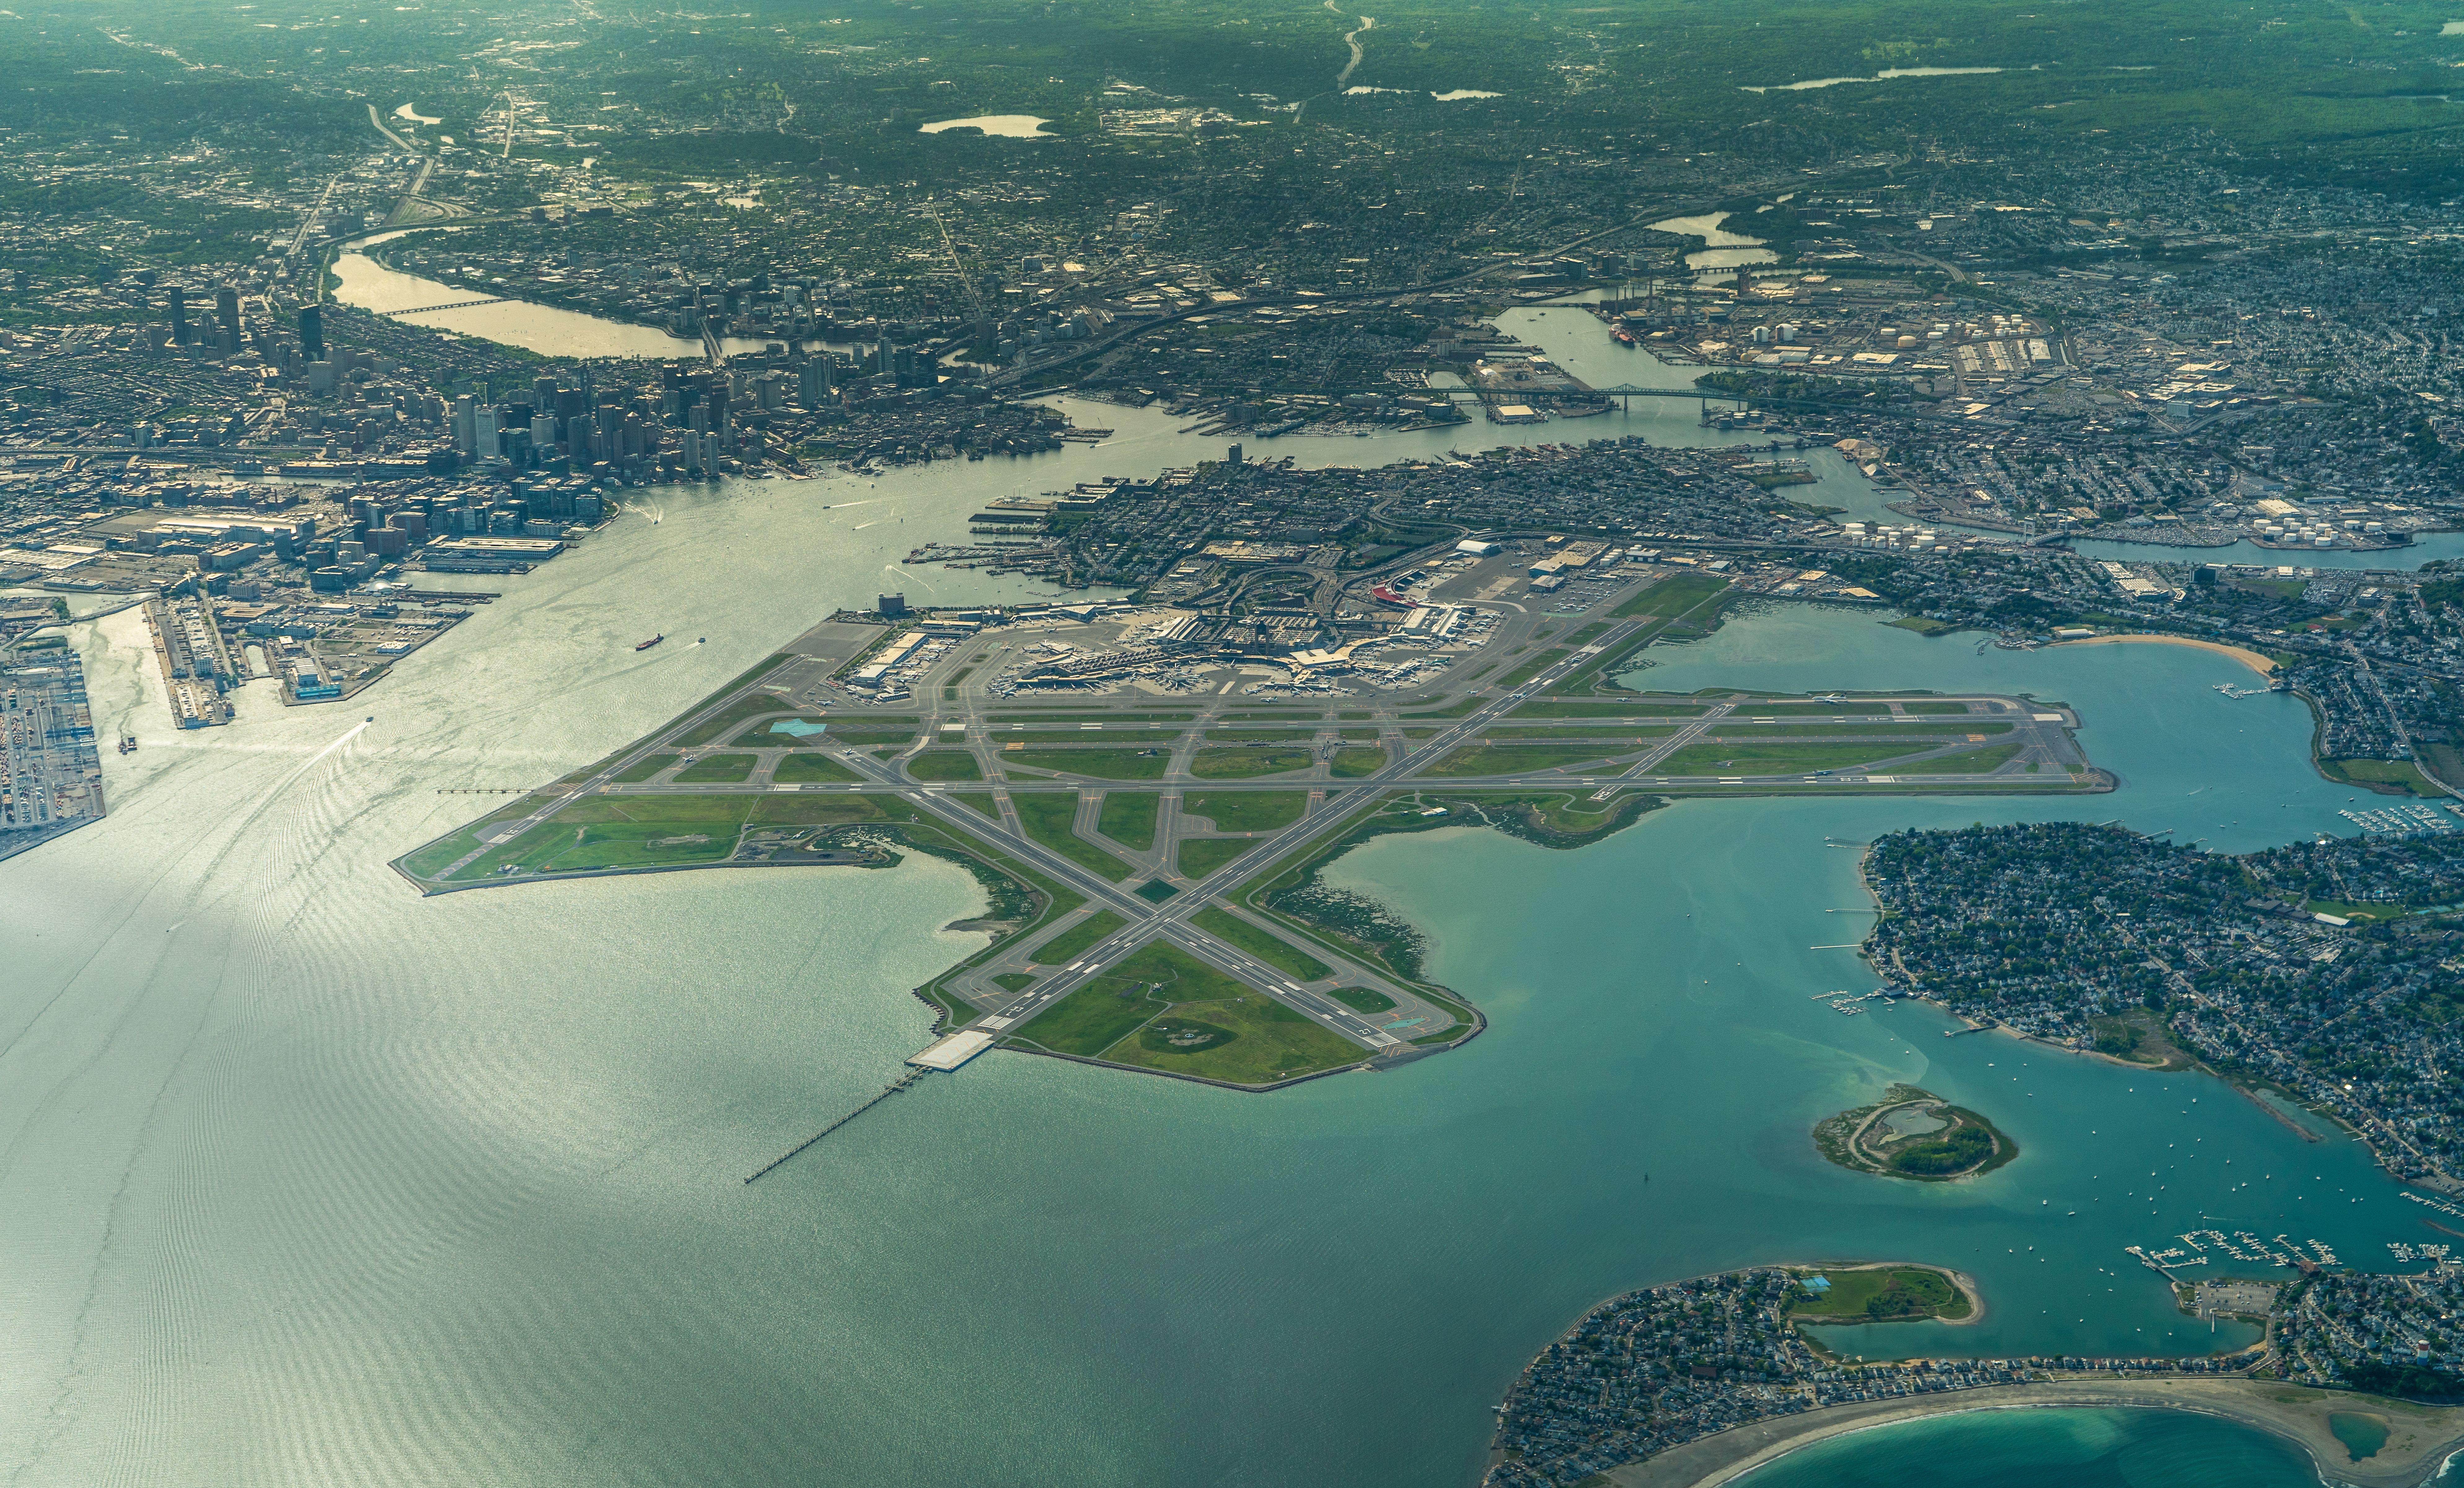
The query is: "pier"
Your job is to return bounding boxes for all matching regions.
[743,1069,926,1184]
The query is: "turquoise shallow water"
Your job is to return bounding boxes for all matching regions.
[0,432,2429,1483]
[1728,1407,2319,1488]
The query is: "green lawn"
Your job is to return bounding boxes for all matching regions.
[1332,986,1397,1014]
[1006,748,1171,780]
[1011,792,1135,881]
[907,749,984,781]
[1509,700,1707,718]
[1610,571,1729,619]
[1192,906,1334,982]
[1494,648,1572,689]
[427,793,911,883]
[1422,743,1622,776]
[671,683,797,746]
[1108,986,1368,1084]
[988,728,1187,745]
[774,752,859,783]
[1008,946,1179,1054]
[2323,757,2440,795]
[1707,722,2010,739]
[1190,746,1316,779]
[1177,837,1257,880]
[808,727,922,745]
[1097,791,1160,851]
[1487,725,1678,739]
[1010,942,1366,1085]
[1789,1266,1969,1323]
[1182,791,1307,832]
[992,972,1039,993]
[500,820,745,872]
[1399,696,1484,718]
[673,753,757,783]
[1030,909,1128,965]
[1738,702,1880,717]
[1921,742,2026,773]
[394,792,561,880]
[611,753,679,783]
[1657,741,1912,775]
[1329,746,1387,778]
[949,792,1002,819]
[988,712,1198,724]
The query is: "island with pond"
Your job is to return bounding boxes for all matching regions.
[1814,1084,2018,1182]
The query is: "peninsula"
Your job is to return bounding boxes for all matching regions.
[1863,820,2464,1188]
[396,537,2106,1095]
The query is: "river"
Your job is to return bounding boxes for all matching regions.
[331,240,781,360]
[0,284,2430,1488]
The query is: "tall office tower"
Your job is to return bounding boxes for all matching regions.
[169,287,191,344]
[214,285,241,353]
[297,304,325,363]
[798,358,833,403]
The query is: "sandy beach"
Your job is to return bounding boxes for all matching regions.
[1607,1378,2464,1488]
[2049,633,2280,677]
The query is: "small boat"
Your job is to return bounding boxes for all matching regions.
[636,634,664,652]
[117,735,137,754]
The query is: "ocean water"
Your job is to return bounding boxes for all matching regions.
[1728,1407,2317,1488]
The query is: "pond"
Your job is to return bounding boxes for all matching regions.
[2329,1410,2389,1461]
[917,115,1054,137]
[1877,1106,1950,1139]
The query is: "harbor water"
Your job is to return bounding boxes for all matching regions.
[0,289,2430,1487]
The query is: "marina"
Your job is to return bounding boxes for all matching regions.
[2338,801,2463,837]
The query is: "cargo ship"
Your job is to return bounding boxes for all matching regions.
[635,634,663,652]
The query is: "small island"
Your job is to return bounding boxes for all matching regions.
[1814,1084,2017,1181]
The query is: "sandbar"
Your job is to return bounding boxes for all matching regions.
[1606,1378,2464,1488]
[2049,633,2278,677]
